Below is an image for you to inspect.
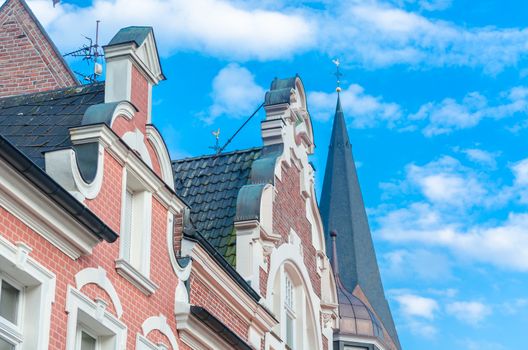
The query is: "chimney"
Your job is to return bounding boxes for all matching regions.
[103,26,165,124]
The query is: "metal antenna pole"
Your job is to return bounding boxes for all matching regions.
[217,102,264,154]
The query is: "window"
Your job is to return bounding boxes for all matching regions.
[116,169,157,295]
[0,275,23,350]
[0,238,55,350]
[77,327,98,350]
[65,287,127,350]
[284,274,295,349]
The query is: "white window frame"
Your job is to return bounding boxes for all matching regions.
[0,236,55,350]
[136,334,169,350]
[76,324,100,350]
[283,273,296,350]
[65,286,127,350]
[0,273,24,349]
[116,167,158,295]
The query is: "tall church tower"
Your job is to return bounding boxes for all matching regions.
[320,84,401,349]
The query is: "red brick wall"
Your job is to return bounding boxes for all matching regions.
[270,163,322,298]
[0,0,77,97]
[0,141,184,349]
[189,275,250,340]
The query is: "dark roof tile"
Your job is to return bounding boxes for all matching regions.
[0,82,105,169]
[172,147,262,265]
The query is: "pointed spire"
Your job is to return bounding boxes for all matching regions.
[320,87,401,349]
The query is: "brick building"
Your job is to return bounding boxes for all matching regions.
[0,1,399,349]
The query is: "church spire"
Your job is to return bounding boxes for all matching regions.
[320,73,401,349]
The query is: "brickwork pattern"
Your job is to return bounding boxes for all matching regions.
[189,275,250,341]
[0,191,184,349]
[269,163,322,298]
[0,0,76,97]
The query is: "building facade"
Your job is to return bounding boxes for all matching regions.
[0,1,398,349]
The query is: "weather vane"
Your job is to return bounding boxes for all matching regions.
[63,20,103,83]
[209,128,221,154]
[332,58,342,93]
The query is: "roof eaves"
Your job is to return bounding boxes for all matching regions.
[0,134,118,243]
[190,306,253,350]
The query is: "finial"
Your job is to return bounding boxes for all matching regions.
[330,230,339,275]
[332,59,342,93]
[209,128,221,154]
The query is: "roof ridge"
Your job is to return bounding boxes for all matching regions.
[171,146,262,163]
[0,82,105,102]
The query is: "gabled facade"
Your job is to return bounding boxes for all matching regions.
[0,2,398,350]
[0,0,77,97]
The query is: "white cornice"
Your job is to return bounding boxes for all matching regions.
[69,124,185,215]
[0,158,100,260]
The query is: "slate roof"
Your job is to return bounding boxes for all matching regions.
[0,82,105,169]
[319,95,401,349]
[172,147,262,265]
[107,26,153,47]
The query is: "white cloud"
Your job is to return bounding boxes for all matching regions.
[512,158,528,186]
[375,153,528,272]
[378,205,528,272]
[200,64,265,124]
[24,0,528,72]
[406,156,488,208]
[462,148,500,168]
[26,0,313,60]
[500,298,528,315]
[446,301,492,325]
[383,249,453,281]
[308,84,402,127]
[392,292,439,319]
[462,339,506,350]
[322,2,528,73]
[410,87,528,136]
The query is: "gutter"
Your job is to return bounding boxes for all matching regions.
[0,135,118,243]
[190,305,254,350]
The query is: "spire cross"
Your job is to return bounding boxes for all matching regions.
[332,59,342,93]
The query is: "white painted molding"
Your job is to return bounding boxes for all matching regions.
[75,266,123,318]
[115,258,158,295]
[122,129,153,168]
[264,236,324,350]
[109,100,136,126]
[141,314,179,350]
[69,124,185,215]
[45,143,106,201]
[146,125,175,189]
[104,31,164,85]
[0,158,100,259]
[0,235,56,350]
[65,286,127,350]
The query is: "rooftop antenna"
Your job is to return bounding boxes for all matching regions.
[209,128,222,153]
[217,102,264,154]
[332,58,342,93]
[63,20,104,84]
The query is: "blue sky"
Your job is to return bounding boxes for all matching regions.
[26,0,528,348]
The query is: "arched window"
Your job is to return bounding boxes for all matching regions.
[272,262,317,350]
